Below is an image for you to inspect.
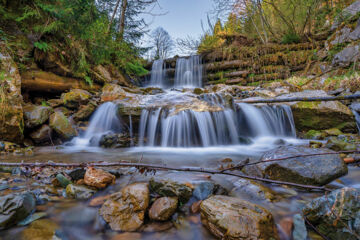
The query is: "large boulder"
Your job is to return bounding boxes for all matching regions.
[331,1,360,30]
[149,178,193,204]
[49,112,77,140]
[23,105,52,128]
[332,45,360,67]
[278,90,355,131]
[100,183,149,231]
[29,124,52,144]
[303,187,360,240]
[84,167,115,189]
[61,89,91,109]
[0,49,24,143]
[243,146,348,186]
[72,102,96,121]
[200,195,279,240]
[0,192,36,229]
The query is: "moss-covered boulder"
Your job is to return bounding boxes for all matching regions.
[49,112,77,139]
[61,89,91,109]
[23,105,52,128]
[72,102,97,121]
[303,187,360,240]
[0,49,24,143]
[280,91,355,132]
[325,137,358,151]
[200,195,279,240]
[29,124,52,144]
[243,146,348,186]
[149,178,193,204]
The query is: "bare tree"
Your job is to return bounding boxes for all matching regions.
[176,36,200,55]
[150,27,173,59]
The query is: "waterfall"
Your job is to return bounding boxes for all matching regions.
[353,110,360,133]
[148,59,166,88]
[137,103,296,148]
[174,56,203,88]
[72,102,123,146]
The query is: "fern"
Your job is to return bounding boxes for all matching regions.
[34,41,51,52]
[84,76,93,86]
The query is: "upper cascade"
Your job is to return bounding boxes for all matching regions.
[148,59,166,88]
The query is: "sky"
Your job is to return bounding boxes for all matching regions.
[140,0,214,57]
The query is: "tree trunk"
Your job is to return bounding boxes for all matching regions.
[118,0,128,41]
[107,0,121,34]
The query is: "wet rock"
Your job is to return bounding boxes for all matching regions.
[100,183,149,231]
[47,99,63,108]
[325,137,357,151]
[61,205,97,226]
[73,102,97,121]
[29,125,52,144]
[49,112,77,139]
[0,192,36,229]
[56,173,72,188]
[149,178,193,204]
[229,179,275,202]
[88,195,110,207]
[21,219,59,240]
[149,197,178,221]
[0,49,24,143]
[61,89,91,109]
[193,182,215,200]
[200,195,278,240]
[84,167,115,189]
[279,90,355,131]
[66,168,86,181]
[18,212,47,226]
[66,184,96,200]
[323,128,343,137]
[99,132,132,148]
[243,146,348,186]
[303,187,360,240]
[110,233,142,240]
[23,105,52,128]
[332,45,360,67]
[141,221,173,232]
[292,214,307,240]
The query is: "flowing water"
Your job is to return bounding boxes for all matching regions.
[147,59,167,88]
[353,110,360,133]
[174,55,203,88]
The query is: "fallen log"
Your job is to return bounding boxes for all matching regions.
[237,94,360,104]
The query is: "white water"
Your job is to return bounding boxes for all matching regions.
[147,59,166,87]
[174,56,203,88]
[71,102,123,147]
[353,110,360,133]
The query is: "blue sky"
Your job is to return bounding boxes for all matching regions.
[140,0,214,56]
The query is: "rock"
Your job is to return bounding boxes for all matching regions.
[47,99,63,108]
[141,221,173,232]
[331,1,360,30]
[0,192,36,229]
[200,195,278,240]
[92,65,112,84]
[101,84,128,102]
[17,212,47,226]
[350,102,360,112]
[350,20,360,41]
[21,219,59,240]
[279,217,293,239]
[329,27,351,46]
[66,168,86,181]
[100,182,149,231]
[0,49,24,143]
[325,137,357,151]
[84,167,115,189]
[292,214,307,240]
[323,128,343,136]
[49,112,77,139]
[23,105,52,128]
[303,187,360,240]
[98,132,132,148]
[279,90,355,131]
[149,178,193,204]
[88,195,110,207]
[110,233,142,240]
[304,130,323,140]
[61,89,91,109]
[66,184,96,200]
[229,179,275,202]
[149,197,178,221]
[332,45,360,67]
[56,173,72,188]
[191,200,202,214]
[243,146,348,186]
[73,102,96,121]
[29,125,52,144]
[193,182,215,200]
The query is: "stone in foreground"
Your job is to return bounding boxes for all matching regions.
[66,184,96,200]
[200,195,278,240]
[84,167,115,189]
[243,146,348,186]
[149,178,193,204]
[100,182,149,231]
[148,197,178,221]
[303,187,360,240]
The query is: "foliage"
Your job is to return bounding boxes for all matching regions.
[34,41,51,52]
[281,33,300,44]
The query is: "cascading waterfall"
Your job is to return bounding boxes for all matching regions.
[72,102,123,146]
[174,55,203,88]
[147,59,166,87]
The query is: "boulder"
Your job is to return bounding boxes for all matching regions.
[101,84,128,102]
[0,192,36,229]
[292,214,307,240]
[229,179,275,203]
[325,137,357,151]
[23,105,52,128]
[149,178,193,204]
[98,132,132,148]
[49,112,77,139]
[72,102,96,121]
[331,1,360,30]
[29,125,52,144]
[84,167,115,189]
[0,49,24,143]
[279,90,355,131]
[21,219,59,240]
[193,182,215,201]
[66,184,96,200]
[200,195,278,240]
[243,146,348,186]
[329,27,351,46]
[303,187,360,240]
[61,89,91,109]
[148,197,178,221]
[332,45,360,67]
[100,183,149,231]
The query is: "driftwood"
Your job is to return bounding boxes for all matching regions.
[237,94,360,104]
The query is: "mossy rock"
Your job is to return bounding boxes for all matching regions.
[49,112,77,140]
[23,105,52,128]
[61,89,91,109]
[305,130,323,140]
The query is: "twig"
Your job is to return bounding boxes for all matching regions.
[0,161,331,191]
[221,150,360,172]
[304,217,330,240]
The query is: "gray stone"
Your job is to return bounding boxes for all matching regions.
[303,187,360,240]
[193,182,215,200]
[23,105,52,128]
[292,214,307,240]
[229,179,275,203]
[332,45,360,67]
[149,178,193,204]
[66,184,96,200]
[243,146,348,186]
[330,27,351,45]
[332,1,360,30]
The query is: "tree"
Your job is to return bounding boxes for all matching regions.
[150,27,173,59]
